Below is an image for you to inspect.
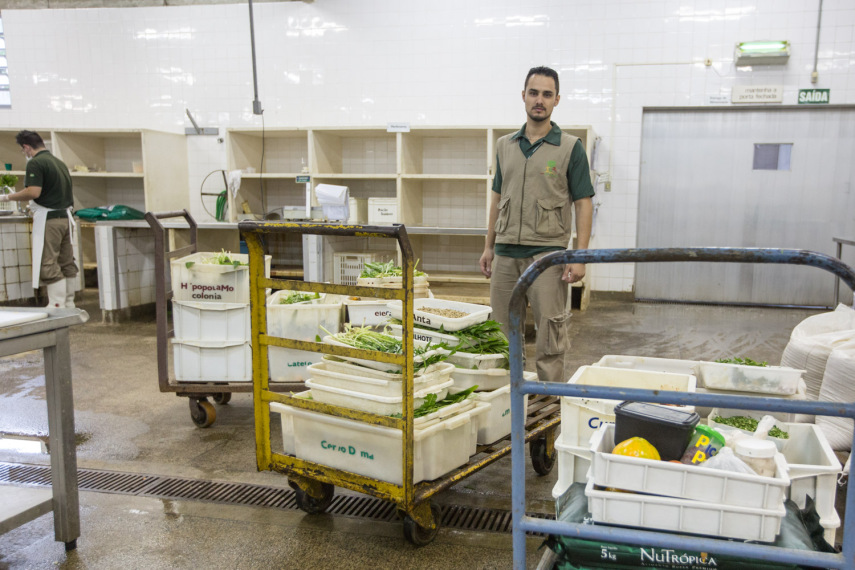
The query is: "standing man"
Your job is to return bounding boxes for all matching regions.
[0,131,78,309]
[479,66,594,383]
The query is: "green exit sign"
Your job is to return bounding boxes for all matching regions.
[296,175,311,183]
[798,89,830,104]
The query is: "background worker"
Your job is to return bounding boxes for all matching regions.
[479,66,595,383]
[0,130,78,309]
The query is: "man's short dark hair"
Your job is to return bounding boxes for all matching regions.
[16,130,44,148]
[524,66,559,94]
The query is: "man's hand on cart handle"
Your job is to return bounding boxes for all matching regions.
[563,263,586,283]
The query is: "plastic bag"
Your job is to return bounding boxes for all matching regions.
[701,446,757,475]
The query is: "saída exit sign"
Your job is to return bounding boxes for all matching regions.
[798,89,830,104]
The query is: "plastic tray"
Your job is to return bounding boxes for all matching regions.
[171,252,271,304]
[553,439,593,505]
[448,367,510,391]
[696,361,804,395]
[589,424,789,511]
[343,299,393,326]
[172,300,250,343]
[387,298,492,332]
[467,384,530,445]
[270,395,481,485]
[560,365,697,447]
[585,479,785,543]
[320,355,443,379]
[171,339,251,382]
[441,349,508,370]
[707,408,791,451]
[322,335,439,372]
[357,275,429,288]
[593,354,698,376]
[386,323,463,348]
[306,361,454,398]
[693,380,807,420]
[304,377,453,415]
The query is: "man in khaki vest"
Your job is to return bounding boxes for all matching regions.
[479,66,594,383]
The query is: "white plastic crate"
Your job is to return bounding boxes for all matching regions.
[585,479,785,543]
[693,379,807,420]
[306,361,454,397]
[319,355,443,380]
[172,300,250,342]
[594,354,698,376]
[171,252,271,304]
[552,439,592,504]
[333,251,394,286]
[270,396,481,485]
[367,197,398,225]
[304,378,453,415]
[448,366,510,391]
[443,350,508,371]
[470,384,531,444]
[343,299,393,326]
[560,366,697,447]
[322,335,438,372]
[589,424,789,511]
[172,339,251,382]
[696,360,804,395]
[388,298,492,332]
[386,323,462,347]
[267,290,344,383]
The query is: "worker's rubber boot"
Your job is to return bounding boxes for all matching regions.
[46,279,67,310]
[65,278,77,309]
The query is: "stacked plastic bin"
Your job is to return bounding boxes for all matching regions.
[170,252,271,383]
[343,272,431,327]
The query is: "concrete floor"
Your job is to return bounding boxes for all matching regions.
[0,290,831,569]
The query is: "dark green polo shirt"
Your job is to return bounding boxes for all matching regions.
[493,122,594,258]
[26,150,74,219]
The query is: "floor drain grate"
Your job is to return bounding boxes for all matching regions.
[0,462,552,535]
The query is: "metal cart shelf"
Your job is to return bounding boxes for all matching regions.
[508,247,855,569]
[145,210,305,428]
[240,220,560,545]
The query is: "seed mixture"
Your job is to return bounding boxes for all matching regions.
[421,307,469,319]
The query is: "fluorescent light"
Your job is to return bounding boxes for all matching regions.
[735,41,790,66]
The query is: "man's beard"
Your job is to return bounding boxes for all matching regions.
[527,109,548,122]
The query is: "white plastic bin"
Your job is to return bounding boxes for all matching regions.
[344,299,393,326]
[442,350,508,371]
[172,339,251,382]
[468,384,531,444]
[696,360,804,395]
[367,197,398,225]
[270,397,480,485]
[388,298,492,332]
[172,300,250,342]
[589,424,789,510]
[386,323,462,347]
[593,354,698,376]
[448,367,510,392]
[552,439,592,504]
[267,290,344,383]
[319,356,443,380]
[707,408,791,450]
[304,378,453,415]
[585,479,785,543]
[560,366,697,446]
[693,379,807,419]
[306,361,454,397]
[171,252,271,304]
[322,335,438,372]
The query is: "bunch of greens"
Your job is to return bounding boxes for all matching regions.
[280,291,320,304]
[715,357,769,367]
[186,249,246,269]
[0,174,18,189]
[443,320,509,360]
[322,325,449,372]
[712,415,789,439]
[391,386,478,419]
[359,259,425,278]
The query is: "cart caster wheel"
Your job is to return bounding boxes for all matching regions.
[189,398,216,428]
[294,482,335,514]
[530,437,556,476]
[403,503,441,546]
[212,392,231,405]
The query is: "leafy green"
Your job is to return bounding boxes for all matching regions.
[391,386,478,418]
[0,174,17,188]
[443,320,509,360]
[715,357,769,367]
[359,259,425,278]
[280,291,320,304]
[712,415,789,439]
[200,249,245,267]
[324,324,450,373]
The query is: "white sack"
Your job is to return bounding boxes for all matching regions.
[780,304,855,402]
[815,341,855,451]
[315,183,350,221]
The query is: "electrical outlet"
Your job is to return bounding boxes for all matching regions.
[605,181,612,192]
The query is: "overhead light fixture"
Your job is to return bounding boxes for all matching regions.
[735,41,790,66]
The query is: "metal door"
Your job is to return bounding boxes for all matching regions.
[636,107,855,307]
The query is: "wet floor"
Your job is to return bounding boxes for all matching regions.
[0,290,837,568]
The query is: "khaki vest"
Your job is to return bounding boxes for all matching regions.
[494,132,579,247]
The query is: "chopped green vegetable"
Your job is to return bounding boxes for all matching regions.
[280,291,320,304]
[0,174,18,188]
[391,386,478,418]
[715,357,769,367]
[359,259,425,278]
[712,415,789,439]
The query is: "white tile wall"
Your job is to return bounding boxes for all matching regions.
[95,225,156,311]
[0,221,33,301]
[2,0,853,291]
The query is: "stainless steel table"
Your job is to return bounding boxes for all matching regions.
[0,308,88,551]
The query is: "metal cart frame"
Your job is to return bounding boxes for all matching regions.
[509,247,855,569]
[145,210,305,428]
[240,220,561,544]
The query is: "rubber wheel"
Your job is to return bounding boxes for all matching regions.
[189,399,216,428]
[530,437,556,475]
[294,482,335,514]
[403,503,441,546]
[212,392,232,405]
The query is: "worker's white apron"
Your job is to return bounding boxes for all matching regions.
[29,201,76,289]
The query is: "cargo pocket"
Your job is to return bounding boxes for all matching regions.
[535,198,566,238]
[495,195,511,233]
[537,310,571,356]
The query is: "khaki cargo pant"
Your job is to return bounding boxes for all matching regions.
[490,252,570,383]
[40,217,79,286]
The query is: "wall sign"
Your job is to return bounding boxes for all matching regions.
[387,122,410,133]
[798,89,830,105]
[707,94,730,105]
[731,85,783,104]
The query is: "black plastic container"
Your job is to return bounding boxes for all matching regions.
[613,402,700,461]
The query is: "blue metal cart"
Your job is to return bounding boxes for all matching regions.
[508,247,855,569]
